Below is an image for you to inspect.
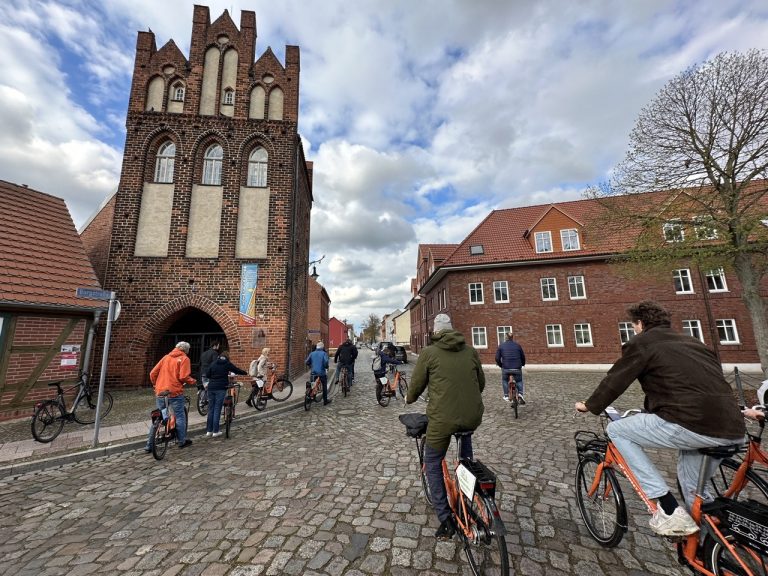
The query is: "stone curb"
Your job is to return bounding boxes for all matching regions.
[0,397,305,479]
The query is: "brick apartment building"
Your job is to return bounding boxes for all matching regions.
[0,181,105,419]
[80,6,314,385]
[408,193,767,370]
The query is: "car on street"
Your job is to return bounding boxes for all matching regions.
[376,341,394,353]
[394,345,407,363]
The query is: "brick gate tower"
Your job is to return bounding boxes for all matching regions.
[87,5,313,386]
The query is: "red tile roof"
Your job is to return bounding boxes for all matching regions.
[0,181,105,310]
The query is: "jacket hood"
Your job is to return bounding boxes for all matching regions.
[431,328,466,351]
[169,348,186,358]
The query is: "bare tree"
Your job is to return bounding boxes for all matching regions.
[362,314,382,345]
[588,49,768,376]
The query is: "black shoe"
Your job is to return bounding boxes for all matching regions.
[245,398,253,407]
[324,400,332,406]
[435,518,456,539]
[178,439,193,449]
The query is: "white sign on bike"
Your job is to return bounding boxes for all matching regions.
[456,464,477,500]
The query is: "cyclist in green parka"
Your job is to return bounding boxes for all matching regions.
[406,313,485,538]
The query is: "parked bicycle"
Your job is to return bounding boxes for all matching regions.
[31,372,114,443]
[196,384,208,416]
[245,363,293,411]
[149,391,190,460]
[575,406,768,574]
[376,364,408,407]
[399,413,509,575]
[304,374,323,411]
[222,382,241,439]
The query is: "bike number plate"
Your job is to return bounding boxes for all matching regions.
[456,464,477,500]
[379,377,388,385]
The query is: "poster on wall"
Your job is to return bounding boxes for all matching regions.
[239,263,259,326]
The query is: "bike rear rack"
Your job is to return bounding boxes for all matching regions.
[575,430,608,458]
[702,497,768,555]
[459,458,498,499]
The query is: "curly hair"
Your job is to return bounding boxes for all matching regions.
[626,301,671,329]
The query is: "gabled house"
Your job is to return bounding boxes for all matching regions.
[412,192,767,369]
[0,181,105,419]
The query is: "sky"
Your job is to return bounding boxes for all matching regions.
[2,1,768,332]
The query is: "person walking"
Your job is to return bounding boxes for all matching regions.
[145,341,197,452]
[246,347,271,407]
[575,301,746,537]
[495,331,526,404]
[334,339,358,387]
[306,341,331,405]
[204,350,247,437]
[406,313,485,538]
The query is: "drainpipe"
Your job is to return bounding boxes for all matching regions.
[286,134,300,378]
[82,310,102,377]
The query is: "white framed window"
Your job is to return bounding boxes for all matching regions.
[223,88,234,105]
[154,141,175,183]
[469,283,484,305]
[568,275,586,299]
[247,147,268,187]
[682,320,704,342]
[497,326,512,346]
[493,281,509,303]
[172,83,185,101]
[673,269,694,294]
[540,278,558,301]
[535,231,553,253]
[471,327,488,348]
[716,319,740,344]
[202,144,223,185]
[546,324,563,347]
[618,322,634,345]
[441,288,446,310]
[705,268,728,292]
[561,228,580,251]
[694,216,718,240]
[663,221,684,242]
[574,323,593,347]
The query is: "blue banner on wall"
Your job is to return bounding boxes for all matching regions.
[239,263,259,326]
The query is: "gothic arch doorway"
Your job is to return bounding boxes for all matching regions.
[152,307,227,379]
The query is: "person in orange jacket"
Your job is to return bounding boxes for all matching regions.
[144,341,197,452]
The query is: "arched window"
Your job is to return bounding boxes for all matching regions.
[202,144,223,185]
[223,88,234,105]
[247,147,268,187]
[154,141,176,183]
[173,83,185,101]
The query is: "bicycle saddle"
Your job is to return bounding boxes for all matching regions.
[47,381,63,387]
[453,430,474,438]
[157,391,172,397]
[698,444,744,458]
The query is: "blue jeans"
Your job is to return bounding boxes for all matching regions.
[206,389,226,433]
[607,413,744,507]
[424,436,474,523]
[502,368,523,396]
[146,395,187,449]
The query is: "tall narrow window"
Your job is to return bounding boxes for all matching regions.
[172,83,185,101]
[493,281,509,303]
[535,231,553,253]
[673,269,694,294]
[540,278,558,301]
[154,141,176,183]
[223,88,234,105]
[468,283,484,304]
[202,144,223,185]
[568,275,586,299]
[546,324,563,347]
[247,147,268,187]
[471,327,488,348]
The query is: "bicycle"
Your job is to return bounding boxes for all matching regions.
[149,391,190,460]
[376,365,408,407]
[196,384,208,416]
[304,374,324,411]
[222,382,241,439]
[575,406,768,574]
[506,372,524,419]
[340,365,350,397]
[399,412,509,575]
[245,363,293,411]
[31,372,114,443]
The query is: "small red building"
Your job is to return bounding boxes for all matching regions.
[328,317,350,350]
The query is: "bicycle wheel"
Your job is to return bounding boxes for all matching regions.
[377,382,391,407]
[196,389,208,416]
[254,388,267,411]
[418,438,433,505]
[575,454,627,547]
[304,389,312,411]
[341,370,348,397]
[461,493,509,576]
[151,421,168,460]
[704,533,768,575]
[73,391,113,424]
[710,457,768,502]
[510,393,518,419]
[270,378,293,402]
[224,398,232,439]
[31,400,66,443]
[398,374,408,399]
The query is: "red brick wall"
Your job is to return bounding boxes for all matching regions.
[419,260,766,366]
[80,194,116,285]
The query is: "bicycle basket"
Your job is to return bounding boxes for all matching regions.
[459,458,498,499]
[399,413,428,438]
[575,430,608,456]
[702,497,768,555]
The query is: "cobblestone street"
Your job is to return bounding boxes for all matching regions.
[0,370,689,575]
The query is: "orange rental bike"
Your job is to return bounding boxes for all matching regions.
[575,407,768,574]
[246,362,294,411]
[304,373,323,411]
[376,364,408,407]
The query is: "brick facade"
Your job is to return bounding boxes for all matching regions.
[306,276,330,355]
[80,194,116,285]
[84,6,313,387]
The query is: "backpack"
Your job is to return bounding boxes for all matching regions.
[371,353,382,372]
[248,359,258,377]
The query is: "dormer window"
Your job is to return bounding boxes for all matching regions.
[470,245,484,255]
[223,89,234,105]
[694,216,718,240]
[560,229,580,251]
[535,231,553,253]
[663,221,684,242]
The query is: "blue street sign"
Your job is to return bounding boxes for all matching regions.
[76,287,113,300]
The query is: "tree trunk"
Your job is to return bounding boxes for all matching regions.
[733,253,768,378]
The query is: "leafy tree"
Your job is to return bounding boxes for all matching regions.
[361,314,382,344]
[588,49,768,376]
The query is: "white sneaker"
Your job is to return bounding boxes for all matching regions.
[205,432,212,437]
[503,396,509,402]
[212,432,223,438]
[648,506,699,536]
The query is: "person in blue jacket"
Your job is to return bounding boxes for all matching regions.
[495,331,526,404]
[204,350,247,436]
[305,341,331,405]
